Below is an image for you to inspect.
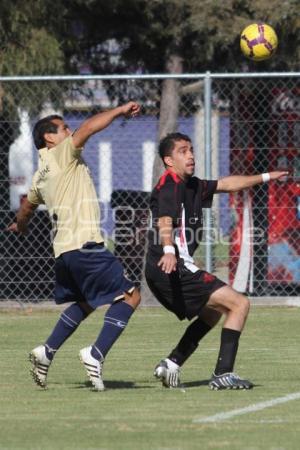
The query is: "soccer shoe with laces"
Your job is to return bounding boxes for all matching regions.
[29,345,52,388]
[154,359,180,388]
[79,346,105,391]
[209,372,253,390]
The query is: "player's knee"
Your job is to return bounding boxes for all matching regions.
[236,294,250,317]
[133,290,141,308]
[124,288,141,309]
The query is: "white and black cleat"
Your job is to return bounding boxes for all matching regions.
[79,346,105,391]
[209,372,253,390]
[29,345,52,388]
[154,358,181,388]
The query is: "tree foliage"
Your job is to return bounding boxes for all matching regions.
[0,1,68,76]
[0,0,73,122]
[70,0,300,73]
[0,0,75,209]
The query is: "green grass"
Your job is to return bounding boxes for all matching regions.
[1,306,300,450]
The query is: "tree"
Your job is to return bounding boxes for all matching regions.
[0,0,72,212]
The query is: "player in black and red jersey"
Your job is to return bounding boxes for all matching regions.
[145,132,287,390]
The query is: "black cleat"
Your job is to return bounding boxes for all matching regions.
[209,372,254,390]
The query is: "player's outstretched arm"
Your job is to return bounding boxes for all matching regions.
[216,171,289,193]
[7,198,38,234]
[72,101,140,148]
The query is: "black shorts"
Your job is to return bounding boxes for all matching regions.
[145,260,226,320]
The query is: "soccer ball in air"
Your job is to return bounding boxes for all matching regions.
[240,23,278,61]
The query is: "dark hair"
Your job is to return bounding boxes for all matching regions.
[158,132,192,166]
[32,114,63,149]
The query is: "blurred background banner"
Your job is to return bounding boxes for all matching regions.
[0,73,299,302]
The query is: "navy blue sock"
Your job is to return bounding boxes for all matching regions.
[91,301,134,361]
[45,303,89,360]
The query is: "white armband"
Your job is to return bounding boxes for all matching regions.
[163,245,175,255]
[262,173,271,182]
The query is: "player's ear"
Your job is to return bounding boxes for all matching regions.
[164,155,173,167]
[44,132,56,146]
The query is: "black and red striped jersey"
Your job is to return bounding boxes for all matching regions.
[147,169,217,271]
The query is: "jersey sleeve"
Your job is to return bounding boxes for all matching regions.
[51,135,83,168]
[27,172,44,205]
[157,181,180,219]
[201,179,218,208]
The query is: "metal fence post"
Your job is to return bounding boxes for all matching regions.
[204,71,213,273]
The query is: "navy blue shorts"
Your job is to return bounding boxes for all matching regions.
[54,242,134,309]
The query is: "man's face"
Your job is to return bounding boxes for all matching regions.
[164,139,195,179]
[46,119,72,147]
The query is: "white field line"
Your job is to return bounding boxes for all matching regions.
[193,392,300,424]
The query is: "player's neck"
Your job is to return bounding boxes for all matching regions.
[167,168,190,182]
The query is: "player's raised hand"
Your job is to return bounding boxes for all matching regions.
[122,101,141,118]
[6,222,27,234]
[158,254,177,274]
[269,171,289,181]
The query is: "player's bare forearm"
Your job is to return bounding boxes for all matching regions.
[14,198,37,233]
[72,101,140,148]
[157,216,177,273]
[216,171,289,193]
[158,216,174,247]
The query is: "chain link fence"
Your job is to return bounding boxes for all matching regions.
[0,74,299,303]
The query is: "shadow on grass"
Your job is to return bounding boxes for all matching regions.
[181,379,210,388]
[72,380,153,390]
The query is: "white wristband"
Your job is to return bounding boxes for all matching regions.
[262,173,271,182]
[163,245,175,255]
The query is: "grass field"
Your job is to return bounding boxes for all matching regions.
[1,305,300,450]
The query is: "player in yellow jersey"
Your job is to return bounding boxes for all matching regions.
[8,102,141,391]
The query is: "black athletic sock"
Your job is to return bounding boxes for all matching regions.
[168,318,212,366]
[214,328,241,375]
